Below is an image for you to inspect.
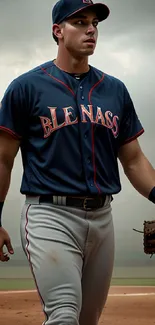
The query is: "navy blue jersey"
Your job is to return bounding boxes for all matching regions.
[0,61,144,196]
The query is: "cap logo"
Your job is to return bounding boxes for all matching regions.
[83,0,93,4]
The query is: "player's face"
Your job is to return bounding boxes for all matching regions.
[61,9,99,57]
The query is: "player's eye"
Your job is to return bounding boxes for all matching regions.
[76,20,85,25]
[74,19,98,27]
[93,21,98,28]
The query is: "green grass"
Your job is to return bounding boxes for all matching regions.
[111,278,155,286]
[0,278,155,291]
[0,278,36,291]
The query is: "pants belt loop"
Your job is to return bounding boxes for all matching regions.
[57,196,67,206]
[61,196,67,206]
[25,195,40,204]
[104,195,112,206]
[57,196,62,205]
[104,195,108,206]
[53,196,58,205]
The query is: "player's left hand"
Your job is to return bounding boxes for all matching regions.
[0,227,14,262]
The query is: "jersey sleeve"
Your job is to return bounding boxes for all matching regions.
[118,84,144,146]
[0,79,29,139]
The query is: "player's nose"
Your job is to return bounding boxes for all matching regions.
[86,24,96,35]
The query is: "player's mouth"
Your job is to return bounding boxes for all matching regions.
[84,38,96,44]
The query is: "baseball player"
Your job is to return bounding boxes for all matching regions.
[0,0,155,324]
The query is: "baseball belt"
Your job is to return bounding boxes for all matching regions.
[27,194,111,210]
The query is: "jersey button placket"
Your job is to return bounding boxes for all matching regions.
[77,83,96,193]
[79,84,84,100]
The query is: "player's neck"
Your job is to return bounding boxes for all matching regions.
[54,49,89,74]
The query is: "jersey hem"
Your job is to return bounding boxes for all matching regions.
[20,189,121,196]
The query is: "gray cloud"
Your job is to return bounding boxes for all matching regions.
[104,0,155,33]
[0,0,54,52]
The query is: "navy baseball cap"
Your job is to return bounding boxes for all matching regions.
[52,0,110,25]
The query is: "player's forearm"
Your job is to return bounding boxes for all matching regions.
[0,161,12,202]
[0,133,20,204]
[123,154,155,199]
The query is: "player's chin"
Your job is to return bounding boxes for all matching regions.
[83,45,96,55]
[81,46,96,55]
[83,49,95,56]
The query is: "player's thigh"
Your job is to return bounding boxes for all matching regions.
[20,203,83,322]
[79,213,114,325]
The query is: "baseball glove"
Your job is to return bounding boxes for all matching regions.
[133,220,155,257]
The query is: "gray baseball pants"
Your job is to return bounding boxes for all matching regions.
[20,195,114,325]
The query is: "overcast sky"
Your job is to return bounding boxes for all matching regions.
[0,0,155,260]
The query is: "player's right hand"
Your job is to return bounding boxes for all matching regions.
[0,227,14,262]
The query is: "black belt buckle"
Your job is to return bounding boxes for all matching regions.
[83,198,93,210]
[83,197,99,211]
[84,196,106,210]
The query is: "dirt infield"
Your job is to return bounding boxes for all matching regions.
[0,286,155,324]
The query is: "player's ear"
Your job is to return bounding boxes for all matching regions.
[53,24,64,42]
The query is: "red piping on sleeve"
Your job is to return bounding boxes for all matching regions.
[122,129,144,146]
[0,126,21,140]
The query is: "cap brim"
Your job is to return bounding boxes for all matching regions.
[67,3,110,22]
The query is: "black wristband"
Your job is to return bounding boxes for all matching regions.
[148,187,155,204]
[0,202,4,227]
